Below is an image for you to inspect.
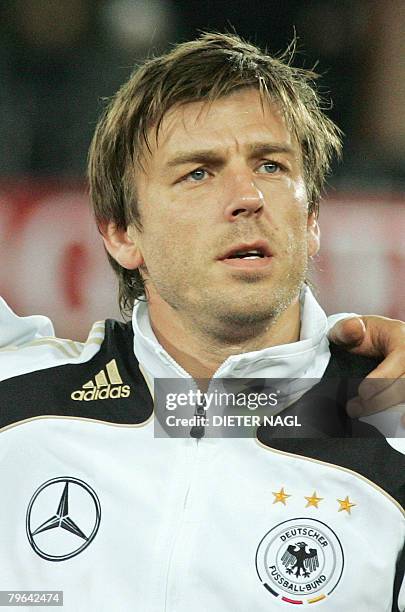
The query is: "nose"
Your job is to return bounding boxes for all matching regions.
[223,172,264,221]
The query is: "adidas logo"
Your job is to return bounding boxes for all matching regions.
[71,359,131,401]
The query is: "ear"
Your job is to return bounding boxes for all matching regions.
[99,221,144,270]
[307,212,320,257]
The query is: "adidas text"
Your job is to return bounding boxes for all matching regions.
[71,385,131,401]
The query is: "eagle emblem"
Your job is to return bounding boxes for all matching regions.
[255,518,344,605]
[281,541,319,578]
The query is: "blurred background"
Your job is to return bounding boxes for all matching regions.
[0,0,404,338]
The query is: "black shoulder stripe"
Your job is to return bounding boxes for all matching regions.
[258,348,405,510]
[0,319,153,428]
[326,342,382,377]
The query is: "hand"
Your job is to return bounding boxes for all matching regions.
[328,315,405,420]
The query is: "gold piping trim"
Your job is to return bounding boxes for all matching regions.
[0,343,21,352]
[81,339,103,347]
[34,338,81,357]
[0,337,80,358]
[85,321,105,338]
[0,345,18,353]
[0,321,105,358]
[255,437,405,517]
[0,412,154,434]
[89,320,104,328]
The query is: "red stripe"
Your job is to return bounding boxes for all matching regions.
[282,596,303,604]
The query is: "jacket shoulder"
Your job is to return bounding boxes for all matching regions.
[0,319,106,381]
[0,318,152,429]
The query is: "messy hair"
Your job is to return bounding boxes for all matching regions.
[88,32,342,316]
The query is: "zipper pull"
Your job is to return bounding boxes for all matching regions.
[190,401,206,438]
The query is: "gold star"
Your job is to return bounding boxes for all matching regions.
[272,487,291,505]
[337,496,356,514]
[305,491,323,508]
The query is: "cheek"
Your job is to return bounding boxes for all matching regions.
[140,215,195,271]
[284,177,309,216]
[144,196,204,250]
[292,177,308,202]
[282,211,311,256]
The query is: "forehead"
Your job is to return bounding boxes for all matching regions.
[146,88,300,161]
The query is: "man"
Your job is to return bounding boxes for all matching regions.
[0,33,404,611]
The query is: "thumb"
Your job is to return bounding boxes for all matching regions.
[328,316,366,348]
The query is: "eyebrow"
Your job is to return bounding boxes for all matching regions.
[165,142,297,169]
[247,142,296,158]
[166,150,224,168]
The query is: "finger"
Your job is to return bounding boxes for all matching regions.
[328,317,366,349]
[358,350,405,401]
[349,377,405,416]
[346,397,364,418]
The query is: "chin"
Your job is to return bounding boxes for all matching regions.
[216,303,278,326]
[218,286,300,322]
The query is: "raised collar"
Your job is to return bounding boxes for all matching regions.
[131,285,330,387]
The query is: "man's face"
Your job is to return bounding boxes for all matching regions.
[131,88,319,331]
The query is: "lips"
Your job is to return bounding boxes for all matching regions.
[218,240,273,260]
[217,240,274,272]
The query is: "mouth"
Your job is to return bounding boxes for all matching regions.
[217,240,273,271]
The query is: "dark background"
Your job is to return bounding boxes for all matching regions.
[1,0,404,192]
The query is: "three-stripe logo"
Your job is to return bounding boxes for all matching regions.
[71,359,131,401]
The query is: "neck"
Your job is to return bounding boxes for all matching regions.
[146,293,301,379]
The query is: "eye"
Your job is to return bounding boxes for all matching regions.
[257,161,282,174]
[186,168,209,182]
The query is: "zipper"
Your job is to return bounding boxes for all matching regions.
[163,436,201,611]
[189,397,207,438]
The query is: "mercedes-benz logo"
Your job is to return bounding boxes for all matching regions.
[26,477,101,561]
